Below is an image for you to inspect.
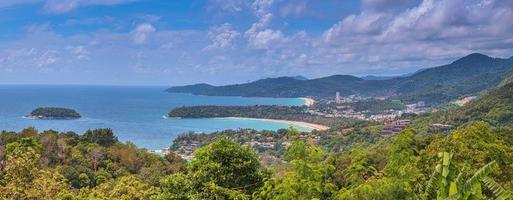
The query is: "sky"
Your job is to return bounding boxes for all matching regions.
[0,0,513,86]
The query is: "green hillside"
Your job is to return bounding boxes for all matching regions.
[167,53,513,105]
[409,81,513,134]
[447,81,513,127]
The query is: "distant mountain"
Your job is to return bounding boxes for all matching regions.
[167,83,216,94]
[167,53,513,105]
[360,75,396,80]
[168,75,388,98]
[395,53,513,104]
[360,69,426,80]
[291,75,308,80]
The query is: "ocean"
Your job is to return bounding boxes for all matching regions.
[0,85,307,151]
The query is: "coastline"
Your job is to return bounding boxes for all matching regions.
[300,97,315,106]
[222,117,329,131]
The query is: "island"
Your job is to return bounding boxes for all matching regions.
[26,107,81,120]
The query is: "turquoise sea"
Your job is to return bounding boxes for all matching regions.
[0,85,307,151]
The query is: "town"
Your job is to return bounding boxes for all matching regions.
[306,92,431,122]
[169,91,466,159]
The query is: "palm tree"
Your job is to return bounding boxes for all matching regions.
[422,152,512,200]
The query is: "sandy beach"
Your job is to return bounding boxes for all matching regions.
[300,97,315,106]
[223,117,329,131]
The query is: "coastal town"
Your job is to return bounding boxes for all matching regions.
[169,91,467,159]
[306,92,431,122]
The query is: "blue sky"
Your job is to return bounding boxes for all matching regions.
[1,0,513,85]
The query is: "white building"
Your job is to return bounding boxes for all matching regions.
[336,91,341,104]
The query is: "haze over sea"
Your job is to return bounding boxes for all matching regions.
[0,85,307,151]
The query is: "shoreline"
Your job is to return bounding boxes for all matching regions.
[300,97,315,106]
[222,117,329,131]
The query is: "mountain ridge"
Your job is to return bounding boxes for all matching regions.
[167,53,513,105]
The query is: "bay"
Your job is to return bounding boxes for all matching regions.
[0,85,307,151]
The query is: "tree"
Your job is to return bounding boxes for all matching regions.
[342,148,378,187]
[384,128,419,179]
[422,152,511,200]
[253,140,336,199]
[335,178,415,200]
[81,128,118,147]
[420,122,513,184]
[188,137,267,196]
[87,175,158,200]
[0,138,42,199]
[154,173,192,200]
[26,169,70,199]
[1,138,70,199]
[158,137,267,199]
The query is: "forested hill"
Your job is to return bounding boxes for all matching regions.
[395,53,513,104]
[167,53,513,105]
[427,81,513,128]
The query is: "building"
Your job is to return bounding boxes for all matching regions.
[335,91,341,104]
[432,124,452,132]
[381,120,411,135]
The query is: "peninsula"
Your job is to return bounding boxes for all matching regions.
[166,105,363,130]
[26,107,81,120]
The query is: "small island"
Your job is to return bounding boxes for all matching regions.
[27,107,81,120]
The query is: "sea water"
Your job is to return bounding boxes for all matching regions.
[0,85,306,150]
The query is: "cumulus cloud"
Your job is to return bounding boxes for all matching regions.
[361,0,420,12]
[247,29,284,49]
[244,0,288,50]
[318,0,513,74]
[0,48,59,72]
[208,0,249,12]
[44,0,137,13]
[279,0,308,17]
[251,0,274,16]
[131,23,156,44]
[3,0,513,84]
[204,23,241,50]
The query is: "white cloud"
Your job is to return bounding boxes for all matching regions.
[66,45,89,60]
[245,0,282,50]
[131,23,156,44]
[316,0,513,75]
[0,48,59,72]
[247,29,284,49]
[44,0,137,13]
[251,0,274,17]
[208,0,249,12]
[3,0,513,84]
[205,23,241,50]
[279,0,308,17]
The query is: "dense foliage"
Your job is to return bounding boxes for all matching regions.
[28,107,81,119]
[168,105,375,127]
[0,127,183,199]
[1,120,513,199]
[169,105,306,119]
[407,81,513,134]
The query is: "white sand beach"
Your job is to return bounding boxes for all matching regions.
[224,117,329,131]
[300,97,315,106]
